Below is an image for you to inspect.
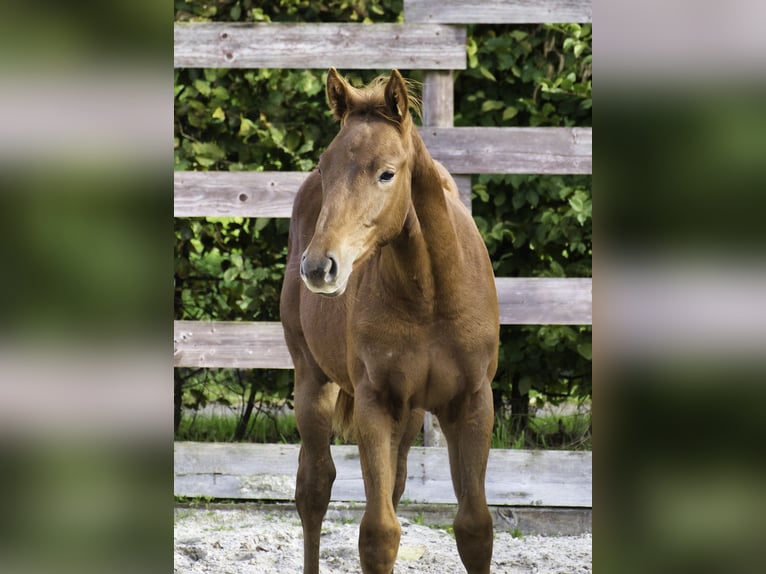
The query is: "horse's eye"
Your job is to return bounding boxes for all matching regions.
[378,171,395,183]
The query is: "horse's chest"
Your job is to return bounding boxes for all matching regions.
[353,320,490,409]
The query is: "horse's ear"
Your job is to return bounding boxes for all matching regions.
[385,69,409,122]
[326,67,350,121]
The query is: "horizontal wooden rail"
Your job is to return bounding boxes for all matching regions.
[420,127,591,174]
[174,442,592,507]
[174,279,591,369]
[174,171,473,218]
[174,321,293,369]
[174,23,466,69]
[174,171,303,218]
[404,0,592,24]
[497,277,591,325]
[174,128,591,218]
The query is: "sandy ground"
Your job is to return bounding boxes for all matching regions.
[174,506,592,573]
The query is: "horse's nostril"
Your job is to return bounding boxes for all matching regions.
[325,254,339,282]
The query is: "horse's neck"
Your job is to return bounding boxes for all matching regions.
[411,131,465,264]
[382,131,465,308]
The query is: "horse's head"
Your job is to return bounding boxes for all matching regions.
[300,68,415,296]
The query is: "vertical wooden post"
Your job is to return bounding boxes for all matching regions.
[421,70,472,208]
[422,70,454,127]
[421,70,455,447]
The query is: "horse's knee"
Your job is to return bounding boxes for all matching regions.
[295,450,336,523]
[454,505,493,574]
[454,507,492,545]
[358,510,401,573]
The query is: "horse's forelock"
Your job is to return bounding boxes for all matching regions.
[343,75,421,127]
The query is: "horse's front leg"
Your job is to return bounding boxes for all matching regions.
[354,382,402,574]
[293,363,339,574]
[393,408,424,511]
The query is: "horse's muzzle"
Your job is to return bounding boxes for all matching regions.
[300,251,341,295]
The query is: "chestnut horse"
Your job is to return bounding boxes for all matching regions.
[280,68,499,574]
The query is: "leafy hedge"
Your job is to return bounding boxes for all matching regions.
[455,23,592,432]
[174,1,591,442]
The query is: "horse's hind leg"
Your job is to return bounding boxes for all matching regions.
[438,382,494,574]
[293,362,339,574]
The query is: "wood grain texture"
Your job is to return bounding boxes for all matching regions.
[404,0,592,23]
[174,442,592,507]
[420,127,592,174]
[174,321,294,369]
[173,279,591,368]
[173,171,473,217]
[174,23,466,69]
[421,70,454,128]
[496,277,592,325]
[174,128,592,217]
[174,171,304,218]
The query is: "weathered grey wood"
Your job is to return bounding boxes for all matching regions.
[422,71,454,128]
[404,0,592,23]
[174,442,592,507]
[173,279,591,369]
[174,171,472,218]
[497,277,592,325]
[174,23,466,69]
[174,127,592,217]
[422,413,447,447]
[420,127,592,174]
[174,171,304,218]
[172,130,591,176]
[173,279,590,368]
[174,320,294,369]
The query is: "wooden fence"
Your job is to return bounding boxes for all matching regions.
[174,0,592,510]
[175,442,591,507]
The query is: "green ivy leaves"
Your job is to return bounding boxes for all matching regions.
[175,67,333,172]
